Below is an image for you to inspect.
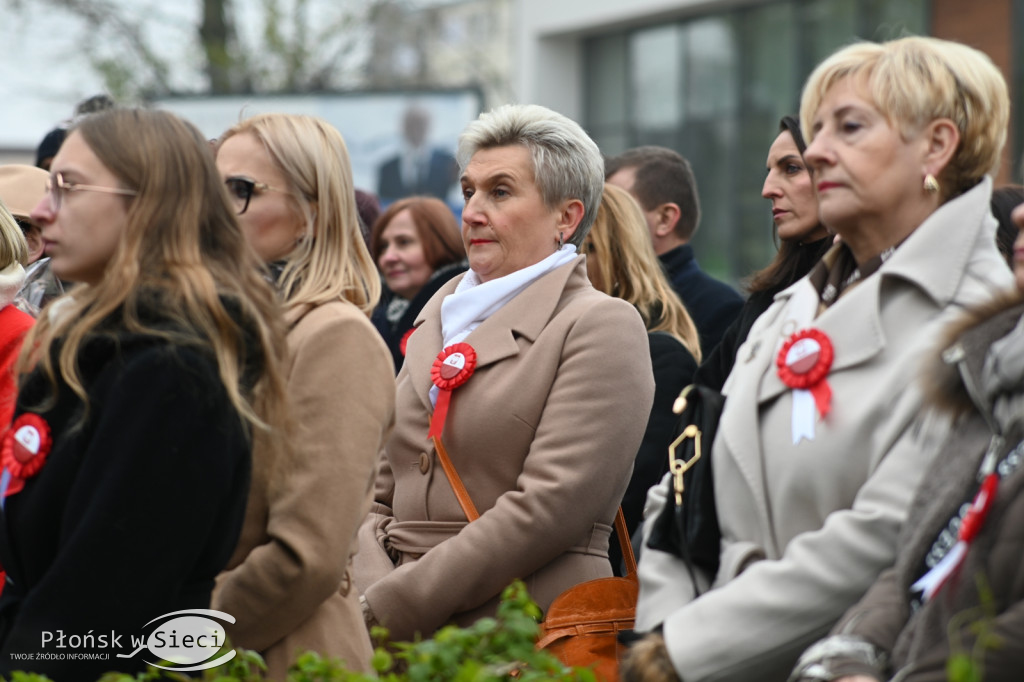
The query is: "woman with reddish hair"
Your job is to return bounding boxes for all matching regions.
[370,196,466,372]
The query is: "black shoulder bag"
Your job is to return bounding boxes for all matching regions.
[645,383,725,593]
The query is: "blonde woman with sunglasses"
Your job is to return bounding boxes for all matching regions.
[0,108,289,680]
[213,114,395,677]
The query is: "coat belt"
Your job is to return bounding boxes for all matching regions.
[385,520,613,557]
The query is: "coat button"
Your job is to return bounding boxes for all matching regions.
[418,452,430,474]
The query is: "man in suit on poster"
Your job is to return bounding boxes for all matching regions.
[378,105,458,202]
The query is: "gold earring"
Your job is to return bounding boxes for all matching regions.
[923,173,940,194]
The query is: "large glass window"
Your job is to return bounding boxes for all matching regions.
[584,0,927,284]
[631,26,682,131]
[584,34,629,155]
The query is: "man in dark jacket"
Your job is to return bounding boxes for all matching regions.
[607,147,742,355]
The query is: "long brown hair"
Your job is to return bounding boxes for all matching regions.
[19,108,289,436]
[586,183,702,361]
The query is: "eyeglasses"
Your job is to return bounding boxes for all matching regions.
[225,177,287,215]
[45,172,138,213]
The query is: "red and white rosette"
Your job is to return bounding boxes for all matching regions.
[428,342,477,439]
[776,328,834,444]
[399,328,415,357]
[1,413,53,498]
[911,472,998,603]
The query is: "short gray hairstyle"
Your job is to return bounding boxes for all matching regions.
[456,104,604,246]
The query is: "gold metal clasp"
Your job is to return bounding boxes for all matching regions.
[672,384,694,415]
[668,424,701,507]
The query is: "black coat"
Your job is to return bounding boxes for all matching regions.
[0,320,252,681]
[610,331,697,574]
[659,245,743,356]
[371,262,468,373]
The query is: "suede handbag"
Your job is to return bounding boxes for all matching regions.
[433,435,636,681]
[535,509,636,682]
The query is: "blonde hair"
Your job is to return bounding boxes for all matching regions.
[800,36,1009,199]
[19,109,289,437]
[587,184,701,361]
[0,202,27,268]
[219,114,381,314]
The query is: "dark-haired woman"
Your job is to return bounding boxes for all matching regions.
[694,117,831,391]
[370,196,467,372]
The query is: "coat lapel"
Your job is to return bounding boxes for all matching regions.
[716,269,885,547]
[716,295,783,540]
[404,256,585,413]
[757,265,886,404]
[406,277,456,412]
[463,257,581,367]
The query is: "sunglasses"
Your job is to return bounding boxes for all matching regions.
[225,177,287,215]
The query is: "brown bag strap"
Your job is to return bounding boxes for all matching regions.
[433,436,636,577]
[432,436,480,521]
[616,506,637,578]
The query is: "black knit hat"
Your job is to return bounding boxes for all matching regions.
[35,127,67,169]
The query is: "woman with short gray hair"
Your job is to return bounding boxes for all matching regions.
[354,103,654,640]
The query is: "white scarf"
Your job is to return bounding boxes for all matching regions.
[429,245,577,406]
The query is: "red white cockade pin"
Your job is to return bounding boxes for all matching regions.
[776,328,834,444]
[1,413,53,498]
[399,328,415,357]
[428,342,477,440]
[911,471,999,603]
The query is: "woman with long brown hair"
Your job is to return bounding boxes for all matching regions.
[0,108,289,680]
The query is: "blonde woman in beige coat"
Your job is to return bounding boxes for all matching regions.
[625,37,1015,682]
[213,114,395,677]
[353,104,655,641]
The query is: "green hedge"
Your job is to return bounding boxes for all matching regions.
[5,581,595,682]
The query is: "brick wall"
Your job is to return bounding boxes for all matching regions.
[931,0,1015,184]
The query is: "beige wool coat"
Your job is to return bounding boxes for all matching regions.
[635,177,1015,682]
[353,256,655,642]
[213,300,396,679]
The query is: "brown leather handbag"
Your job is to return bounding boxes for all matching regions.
[433,436,636,682]
[535,509,637,681]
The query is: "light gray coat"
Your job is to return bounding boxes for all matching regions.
[635,177,1014,682]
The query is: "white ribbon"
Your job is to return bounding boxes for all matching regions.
[911,540,967,603]
[791,388,816,444]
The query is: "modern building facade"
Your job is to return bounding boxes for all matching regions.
[516,0,1017,282]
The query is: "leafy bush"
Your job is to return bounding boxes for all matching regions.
[7,581,594,682]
